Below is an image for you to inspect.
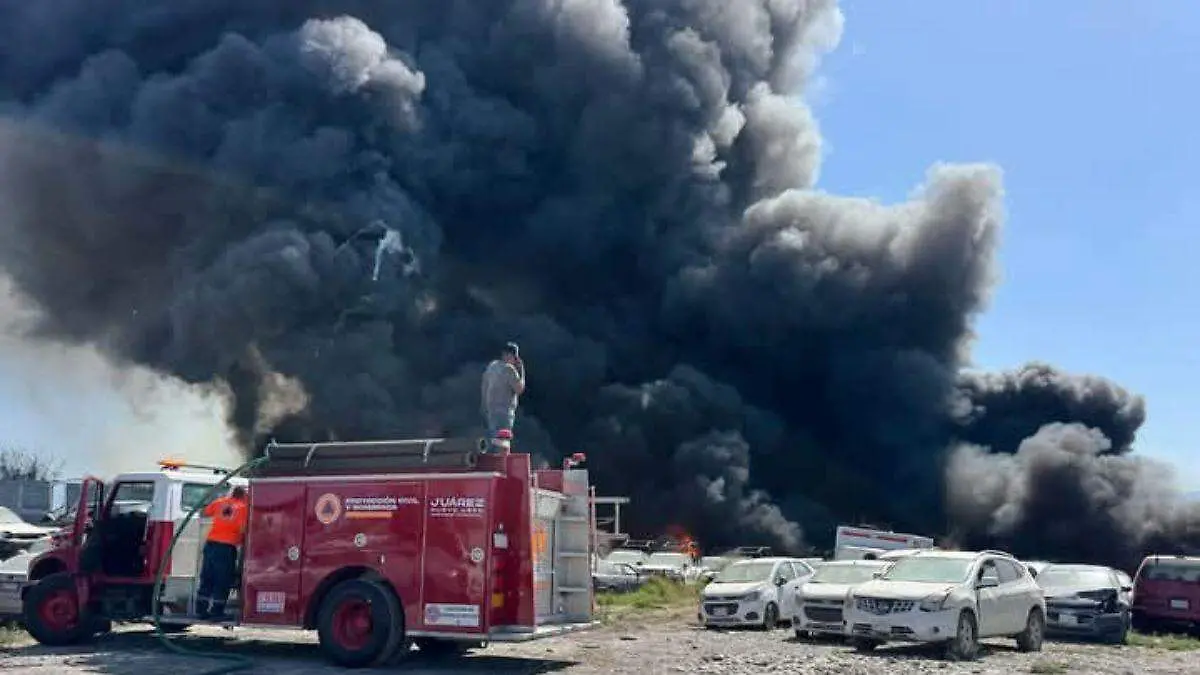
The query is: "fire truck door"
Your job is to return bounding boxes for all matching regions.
[421,480,491,633]
[240,484,307,625]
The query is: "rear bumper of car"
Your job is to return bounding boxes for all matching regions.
[700,598,767,626]
[845,607,958,643]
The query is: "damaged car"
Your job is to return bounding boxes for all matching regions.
[1037,564,1132,644]
[0,506,57,559]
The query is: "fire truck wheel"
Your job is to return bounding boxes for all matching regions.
[317,578,405,669]
[23,572,92,646]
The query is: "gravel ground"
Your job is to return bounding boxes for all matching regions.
[1,612,1195,674]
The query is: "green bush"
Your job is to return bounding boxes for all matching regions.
[596,577,700,610]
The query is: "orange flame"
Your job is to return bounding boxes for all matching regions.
[664,525,700,560]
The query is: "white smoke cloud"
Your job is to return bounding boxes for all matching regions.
[0,276,241,479]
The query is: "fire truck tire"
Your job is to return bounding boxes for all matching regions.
[316,578,405,668]
[23,572,93,646]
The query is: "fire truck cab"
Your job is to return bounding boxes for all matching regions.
[22,460,243,637]
[22,438,597,668]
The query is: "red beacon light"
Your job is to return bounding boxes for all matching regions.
[563,452,587,469]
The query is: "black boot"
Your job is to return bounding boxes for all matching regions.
[209,602,226,621]
[196,598,211,619]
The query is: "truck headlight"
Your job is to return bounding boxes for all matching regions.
[918,592,950,612]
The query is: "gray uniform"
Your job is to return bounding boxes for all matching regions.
[481,359,523,435]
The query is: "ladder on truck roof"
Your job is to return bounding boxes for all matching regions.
[256,437,483,475]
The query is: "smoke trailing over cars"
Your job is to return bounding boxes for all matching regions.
[0,0,1193,563]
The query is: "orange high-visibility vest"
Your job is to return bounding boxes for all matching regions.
[204,496,248,546]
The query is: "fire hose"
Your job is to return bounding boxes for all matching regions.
[149,454,270,675]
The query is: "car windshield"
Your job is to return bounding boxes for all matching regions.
[0,507,24,525]
[605,551,645,565]
[1141,561,1200,583]
[811,564,886,584]
[648,553,688,566]
[596,560,632,574]
[881,556,972,583]
[715,561,775,583]
[700,557,730,570]
[1037,568,1113,588]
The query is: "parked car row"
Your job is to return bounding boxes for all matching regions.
[693,548,1200,662]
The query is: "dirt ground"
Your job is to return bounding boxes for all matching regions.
[1,610,1196,674]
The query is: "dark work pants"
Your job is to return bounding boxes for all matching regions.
[196,541,238,618]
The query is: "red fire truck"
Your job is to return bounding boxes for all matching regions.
[21,438,597,667]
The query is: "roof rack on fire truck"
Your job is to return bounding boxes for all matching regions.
[257,437,485,476]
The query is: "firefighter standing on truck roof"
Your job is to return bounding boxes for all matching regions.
[196,485,248,620]
[481,341,525,451]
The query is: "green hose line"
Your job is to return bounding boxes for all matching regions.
[149,455,270,675]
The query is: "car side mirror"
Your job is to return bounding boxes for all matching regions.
[977,577,999,589]
[1121,585,1133,592]
[872,571,883,578]
[774,576,787,587]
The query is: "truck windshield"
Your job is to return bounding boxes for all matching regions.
[811,564,886,584]
[715,561,775,583]
[1037,568,1113,588]
[1140,560,1200,583]
[882,557,972,583]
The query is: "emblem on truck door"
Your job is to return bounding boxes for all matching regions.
[470,547,485,563]
[314,493,342,525]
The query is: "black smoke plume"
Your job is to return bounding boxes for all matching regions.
[0,1,1194,561]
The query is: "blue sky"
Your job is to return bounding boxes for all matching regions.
[812,1,1200,489]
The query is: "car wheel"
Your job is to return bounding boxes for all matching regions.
[851,637,881,652]
[762,602,779,630]
[944,610,978,661]
[1106,612,1131,645]
[1015,607,1044,652]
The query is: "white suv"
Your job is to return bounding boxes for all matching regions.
[843,550,1046,660]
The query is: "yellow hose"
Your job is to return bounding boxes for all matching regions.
[149,455,270,675]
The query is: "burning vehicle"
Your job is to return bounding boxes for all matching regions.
[1037,564,1132,644]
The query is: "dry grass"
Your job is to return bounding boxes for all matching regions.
[0,620,26,647]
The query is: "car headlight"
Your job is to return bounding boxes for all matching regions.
[918,592,950,612]
[741,590,761,601]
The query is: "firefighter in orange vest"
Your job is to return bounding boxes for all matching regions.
[196,486,249,619]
